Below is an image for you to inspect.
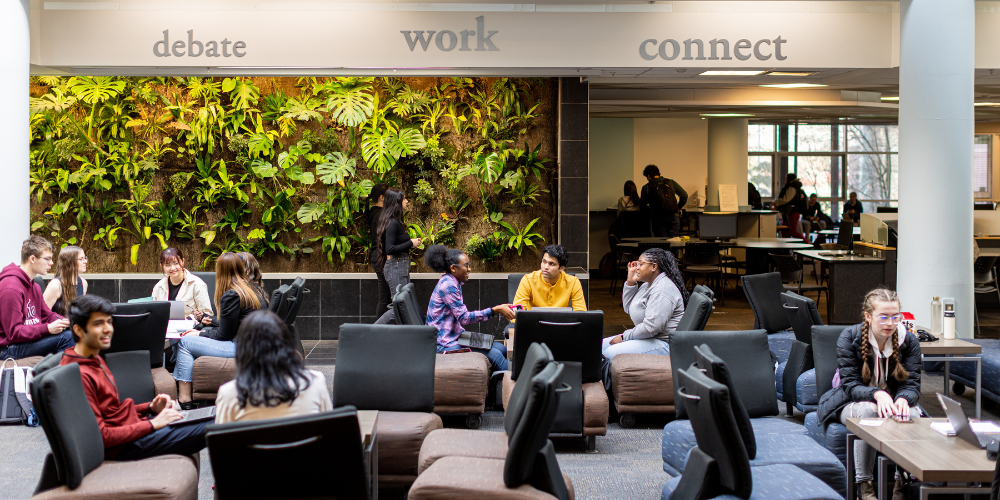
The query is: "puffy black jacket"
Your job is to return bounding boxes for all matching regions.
[816,323,922,427]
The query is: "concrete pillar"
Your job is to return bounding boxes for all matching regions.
[705,118,749,211]
[0,0,30,261]
[898,0,974,335]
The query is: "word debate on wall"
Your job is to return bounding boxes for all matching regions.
[639,36,787,61]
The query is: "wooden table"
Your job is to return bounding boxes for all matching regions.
[794,249,887,324]
[919,337,983,419]
[846,418,996,500]
[358,410,379,500]
[735,239,814,275]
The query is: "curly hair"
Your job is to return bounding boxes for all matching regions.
[859,287,908,384]
[640,248,690,307]
[425,245,465,274]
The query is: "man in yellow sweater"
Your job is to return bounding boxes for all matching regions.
[513,245,587,312]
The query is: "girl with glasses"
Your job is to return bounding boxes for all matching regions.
[43,246,89,316]
[816,288,922,500]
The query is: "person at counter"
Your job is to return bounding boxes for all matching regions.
[843,192,864,223]
[748,182,763,210]
[617,181,640,214]
[639,165,687,238]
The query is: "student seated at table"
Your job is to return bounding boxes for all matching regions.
[214,310,331,424]
[0,236,72,360]
[174,252,267,408]
[602,248,688,360]
[816,288,921,500]
[424,245,516,372]
[152,247,213,325]
[513,244,587,314]
[60,295,207,460]
[42,245,88,316]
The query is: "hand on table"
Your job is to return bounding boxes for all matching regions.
[874,391,897,417]
[180,329,200,337]
[893,398,911,417]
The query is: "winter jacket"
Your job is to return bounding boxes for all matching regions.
[152,269,213,317]
[816,323,922,427]
[0,263,63,347]
[60,348,155,456]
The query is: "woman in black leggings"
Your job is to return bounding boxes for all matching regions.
[374,188,421,323]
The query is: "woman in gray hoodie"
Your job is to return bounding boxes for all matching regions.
[602,248,689,359]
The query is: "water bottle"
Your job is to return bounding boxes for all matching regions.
[930,297,942,335]
[942,299,956,340]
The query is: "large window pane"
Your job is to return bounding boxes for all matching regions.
[749,124,776,152]
[790,124,837,152]
[975,135,992,199]
[847,124,898,152]
[790,156,836,198]
[749,155,773,197]
[847,153,898,205]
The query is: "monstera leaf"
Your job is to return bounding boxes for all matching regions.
[316,152,356,185]
[296,202,326,224]
[361,128,426,174]
[69,77,126,104]
[325,82,375,127]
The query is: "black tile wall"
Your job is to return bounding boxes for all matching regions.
[558,77,589,271]
[560,77,589,104]
[295,316,321,341]
[559,143,588,178]
[87,279,119,302]
[321,278,360,316]
[559,178,589,215]
[559,104,589,141]
[119,279,162,302]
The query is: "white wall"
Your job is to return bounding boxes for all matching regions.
[633,118,709,205]
[590,118,635,211]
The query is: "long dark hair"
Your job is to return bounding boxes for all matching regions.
[56,246,84,306]
[237,251,267,300]
[234,310,311,408]
[624,181,639,199]
[214,252,262,313]
[641,248,690,307]
[375,188,406,269]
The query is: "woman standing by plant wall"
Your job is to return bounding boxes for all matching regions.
[43,246,89,316]
[374,188,421,323]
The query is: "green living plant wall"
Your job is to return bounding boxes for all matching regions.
[28,76,558,273]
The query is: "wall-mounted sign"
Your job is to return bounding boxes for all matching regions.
[639,37,787,61]
[402,16,499,52]
[152,30,247,58]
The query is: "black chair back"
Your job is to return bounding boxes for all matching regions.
[192,271,216,313]
[332,324,437,412]
[206,407,369,500]
[694,344,756,460]
[104,351,155,405]
[504,361,571,500]
[508,274,525,303]
[619,211,650,238]
[103,302,170,368]
[33,275,45,292]
[505,342,554,436]
[740,272,792,333]
[391,283,424,326]
[268,284,289,315]
[811,325,846,397]
[974,256,1000,284]
[30,363,104,490]
[674,366,753,499]
[769,253,803,284]
[269,281,306,357]
[670,330,777,419]
[511,310,603,382]
[781,291,823,344]
[682,242,721,267]
[693,284,715,301]
[676,292,713,332]
[284,277,306,325]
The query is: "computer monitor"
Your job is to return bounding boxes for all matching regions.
[837,223,854,251]
[511,310,603,382]
[698,213,738,241]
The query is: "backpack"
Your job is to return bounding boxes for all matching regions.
[650,178,680,214]
[0,358,36,426]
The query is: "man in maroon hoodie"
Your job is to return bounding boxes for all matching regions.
[61,295,208,460]
[0,236,73,360]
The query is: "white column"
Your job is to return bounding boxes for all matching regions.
[0,0,30,260]
[898,0,974,336]
[706,118,749,210]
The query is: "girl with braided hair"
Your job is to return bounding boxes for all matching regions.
[815,287,922,500]
[602,248,688,360]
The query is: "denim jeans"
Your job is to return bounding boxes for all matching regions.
[377,255,411,324]
[438,341,508,372]
[601,336,670,360]
[114,420,208,461]
[0,330,74,360]
[173,335,236,383]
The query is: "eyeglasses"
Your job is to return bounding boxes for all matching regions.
[457,263,472,269]
[637,260,655,268]
[874,314,904,325]
[40,257,53,263]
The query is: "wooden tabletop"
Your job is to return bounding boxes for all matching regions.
[846,418,996,483]
[357,410,378,446]
[918,337,983,355]
[794,249,886,262]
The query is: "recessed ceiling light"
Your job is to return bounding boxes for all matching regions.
[758,83,828,88]
[699,113,756,117]
[881,96,900,101]
[766,71,817,77]
[699,70,766,76]
[975,102,1000,106]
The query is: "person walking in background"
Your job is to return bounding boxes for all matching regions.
[43,245,88,316]
[617,180,640,214]
[843,192,864,224]
[639,165,687,237]
[214,310,331,424]
[374,188,421,324]
[775,174,807,241]
[0,236,72,360]
[366,183,390,318]
[152,248,213,324]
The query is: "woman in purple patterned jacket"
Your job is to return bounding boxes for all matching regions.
[424,245,516,372]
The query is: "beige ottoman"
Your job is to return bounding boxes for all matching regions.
[410,456,575,500]
[377,411,443,488]
[433,353,489,428]
[417,428,509,474]
[30,454,199,500]
[609,353,675,427]
[191,356,236,401]
[501,372,608,450]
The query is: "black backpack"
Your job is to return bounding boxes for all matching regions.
[651,178,680,213]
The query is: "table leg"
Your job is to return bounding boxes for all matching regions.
[366,433,378,500]
[847,434,857,500]
[944,358,951,398]
[877,456,894,500]
[977,357,982,420]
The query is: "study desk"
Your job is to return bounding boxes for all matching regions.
[358,410,379,500]
[845,418,996,500]
[618,238,811,275]
[794,250,887,324]
[919,337,983,419]
[817,226,861,236]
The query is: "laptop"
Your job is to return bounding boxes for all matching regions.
[126,299,186,319]
[170,405,216,426]
[530,307,573,313]
[937,393,1000,448]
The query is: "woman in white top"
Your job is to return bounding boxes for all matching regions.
[152,247,213,322]
[43,246,89,316]
[617,180,641,214]
[215,310,331,423]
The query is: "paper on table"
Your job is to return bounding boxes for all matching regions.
[931,421,1000,435]
[859,419,885,426]
[718,184,739,212]
[166,320,196,339]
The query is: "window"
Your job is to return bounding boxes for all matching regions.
[975,135,992,199]
[844,125,898,215]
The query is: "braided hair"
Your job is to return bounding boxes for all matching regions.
[859,287,908,384]
[640,248,690,307]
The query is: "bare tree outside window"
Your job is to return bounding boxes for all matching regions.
[846,125,898,214]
